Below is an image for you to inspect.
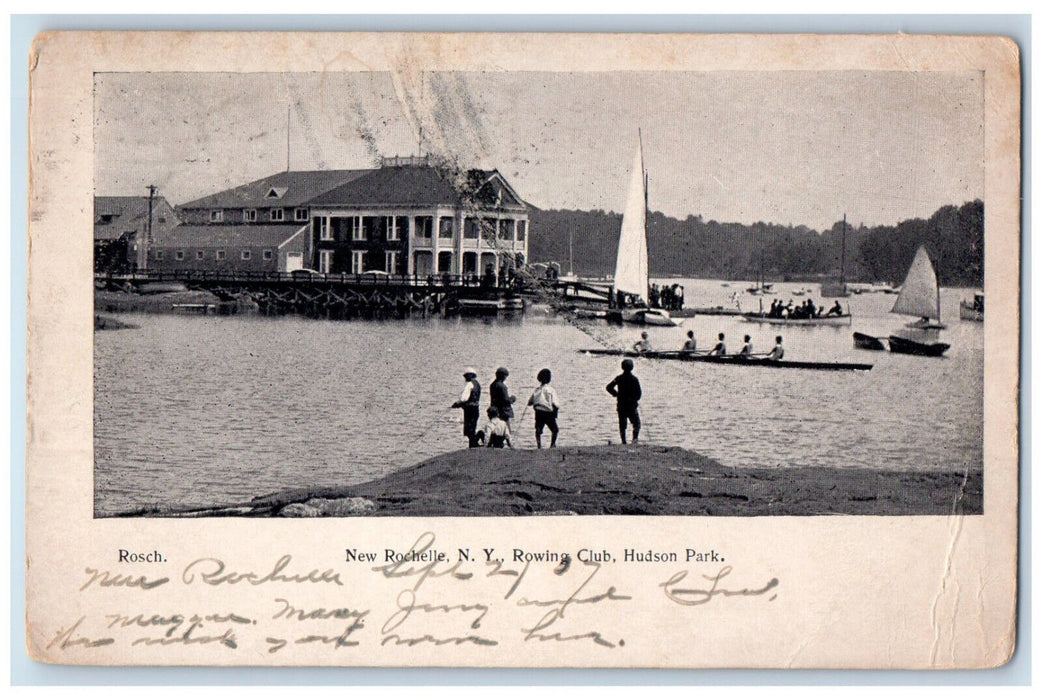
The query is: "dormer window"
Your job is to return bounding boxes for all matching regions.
[270,208,284,222]
[96,214,114,225]
[264,187,288,199]
[210,210,223,223]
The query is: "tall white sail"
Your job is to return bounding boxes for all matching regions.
[892,245,941,319]
[613,141,649,299]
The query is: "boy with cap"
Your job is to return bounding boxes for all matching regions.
[451,367,482,447]
[606,359,642,444]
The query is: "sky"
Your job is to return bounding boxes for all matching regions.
[94,70,983,232]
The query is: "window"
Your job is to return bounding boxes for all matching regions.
[385,251,399,273]
[158,216,167,224]
[464,218,481,239]
[196,250,204,260]
[392,216,407,241]
[216,250,226,261]
[97,214,114,225]
[270,208,284,222]
[414,216,433,238]
[209,210,223,223]
[351,250,366,274]
[353,216,367,241]
[263,249,274,261]
[295,208,308,221]
[155,250,165,261]
[241,250,251,261]
[244,209,257,222]
[385,216,401,241]
[438,216,454,239]
[517,220,527,242]
[499,219,515,241]
[319,249,333,274]
[315,217,331,241]
[175,250,185,261]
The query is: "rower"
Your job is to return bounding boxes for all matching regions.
[708,332,726,356]
[633,331,652,353]
[738,335,753,357]
[681,330,698,354]
[768,335,785,361]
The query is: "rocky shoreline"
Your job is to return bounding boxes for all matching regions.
[122,444,982,518]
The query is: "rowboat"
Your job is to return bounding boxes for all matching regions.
[578,348,872,372]
[853,332,887,351]
[741,312,852,326]
[887,334,950,357]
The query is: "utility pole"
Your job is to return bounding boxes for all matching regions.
[286,106,291,172]
[144,184,156,272]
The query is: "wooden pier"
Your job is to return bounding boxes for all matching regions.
[95,270,529,320]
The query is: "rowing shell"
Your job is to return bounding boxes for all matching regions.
[578,348,872,372]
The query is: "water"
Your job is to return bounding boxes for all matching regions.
[94,279,983,516]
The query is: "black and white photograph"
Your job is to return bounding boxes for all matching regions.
[25,31,1020,669]
[93,67,987,518]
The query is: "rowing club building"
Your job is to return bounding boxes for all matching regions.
[142,157,529,278]
[307,158,529,278]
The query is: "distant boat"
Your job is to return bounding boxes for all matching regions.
[960,292,984,322]
[607,134,676,327]
[742,312,852,327]
[886,246,950,356]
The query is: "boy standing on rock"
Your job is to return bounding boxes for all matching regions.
[452,367,482,448]
[606,359,642,444]
[528,368,560,448]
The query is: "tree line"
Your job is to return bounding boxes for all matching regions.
[527,199,983,286]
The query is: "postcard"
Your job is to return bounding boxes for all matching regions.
[26,31,1019,667]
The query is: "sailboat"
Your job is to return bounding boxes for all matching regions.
[886,245,950,356]
[607,136,676,327]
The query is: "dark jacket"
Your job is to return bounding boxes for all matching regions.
[489,379,514,419]
[606,372,642,412]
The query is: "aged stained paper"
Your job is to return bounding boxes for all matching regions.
[27,32,1019,667]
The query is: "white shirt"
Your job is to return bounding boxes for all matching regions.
[459,379,478,403]
[529,384,560,412]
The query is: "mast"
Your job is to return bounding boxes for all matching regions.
[640,128,649,301]
[568,230,574,277]
[840,213,847,287]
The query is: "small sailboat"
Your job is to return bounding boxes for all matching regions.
[608,135,676,327]
[887,245,950,356]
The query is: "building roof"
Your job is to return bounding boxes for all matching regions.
[155,223,307,248]
[94,196,174,241]
[309,165,527,210]
[178,169,370,210]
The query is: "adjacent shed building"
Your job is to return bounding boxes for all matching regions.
[148,224,310,273]
[94,195,178,272]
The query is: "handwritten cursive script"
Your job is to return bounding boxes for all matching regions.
[182,555,343,587]
[659,566,779,606]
